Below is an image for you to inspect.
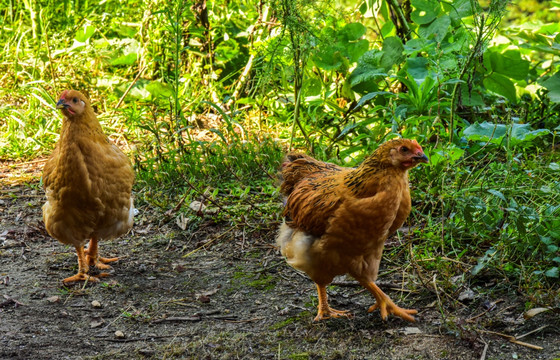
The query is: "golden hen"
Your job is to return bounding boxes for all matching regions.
[277,138,428,322]
[42,90,135,284]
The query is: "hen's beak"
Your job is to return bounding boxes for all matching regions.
[56,99,68,109]
[414,153,429,163]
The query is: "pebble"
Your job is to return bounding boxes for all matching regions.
[91,300,102,308]
[114,330,125,339]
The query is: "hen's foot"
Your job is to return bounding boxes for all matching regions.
[85,254,119,270]
[62,273,100,284]
[368,299,417,322]
[314,307,353,321]
[362,281,417,322]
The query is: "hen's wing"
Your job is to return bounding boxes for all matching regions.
[280,153,344,196]
[281,154,352,236]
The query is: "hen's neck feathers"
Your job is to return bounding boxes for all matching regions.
[60,107,106,143]
[343,147,408,197]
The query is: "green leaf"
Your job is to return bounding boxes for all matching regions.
[483,73,517,102]
[488,189,506,202]
[354,91,394,109]
[146,81,173,98]
[313,45,346,70]
[406,57,429,81]
[341,23,367,41]
[349,50,387,91]
[75,24,95,43]
[110,53,137,66]
[540,72,560,103]
[347,39,370,62]
[544,267,559,278]
[419,15,450,43]
[463,122,550,146]
[380,36,404,71]
[460,84,484,106]
[445,0,473,20]
[488,49,529,80]
[411,0,441,25]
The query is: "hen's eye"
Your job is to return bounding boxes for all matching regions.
[401,146,409,153]
[72,98,78,103]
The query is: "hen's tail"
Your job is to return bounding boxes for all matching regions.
[279,152,343,196]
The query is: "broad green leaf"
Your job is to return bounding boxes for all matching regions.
[488,50,529,80]
[540,72,560,103]
[75,24,95,43]
[146,81,173,98]
[463,122,550,146]
[403,38,435,55]
[411,0,440,25]
[419,14,450,43]
[111,53,137,66]
[483,73,517,102]
[341,23,367,41]
[313,45,346,70]
[380,36,404,71]
[444,0,473,20]
[347,39,370,62]
[406,57,429,81]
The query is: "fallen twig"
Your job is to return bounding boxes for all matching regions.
[152,315,201,323]
[516,325,549,340]
[478,338,489,360]
[0,294,25,308]
[223,317,264,323]
[479,329,543,350]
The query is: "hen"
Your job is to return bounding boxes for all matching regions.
[42,90,135,284]
[277,138,428,322]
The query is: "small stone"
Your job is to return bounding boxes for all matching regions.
[458,288,475,302]
[114,330,125,339]
[46,296,60,303]
[91,300,102,308]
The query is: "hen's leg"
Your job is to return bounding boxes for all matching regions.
[362,281,417,322]
[62,246,100,284]
[85,237,118,270]
[314,284,353,321]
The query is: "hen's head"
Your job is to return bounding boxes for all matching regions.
[56,90,90,118]
[373,138,429,170]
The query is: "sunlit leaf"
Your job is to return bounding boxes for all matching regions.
[75,24,96,43]
[419,14,450,43]
[540,72,560,103]
[411,0,440,25]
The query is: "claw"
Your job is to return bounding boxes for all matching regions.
[314,307,353,321]
[62,273,100,284]
[363,281,417,322]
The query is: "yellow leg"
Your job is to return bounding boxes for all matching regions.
[313,284,353,321]
[85,237,118,270]
[363,281,417,322]
[62,246,100,284]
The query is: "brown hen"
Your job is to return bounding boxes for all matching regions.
[277,138,428,322]
[42,90,135,284]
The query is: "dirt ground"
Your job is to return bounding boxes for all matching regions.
[1,162,559,360]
